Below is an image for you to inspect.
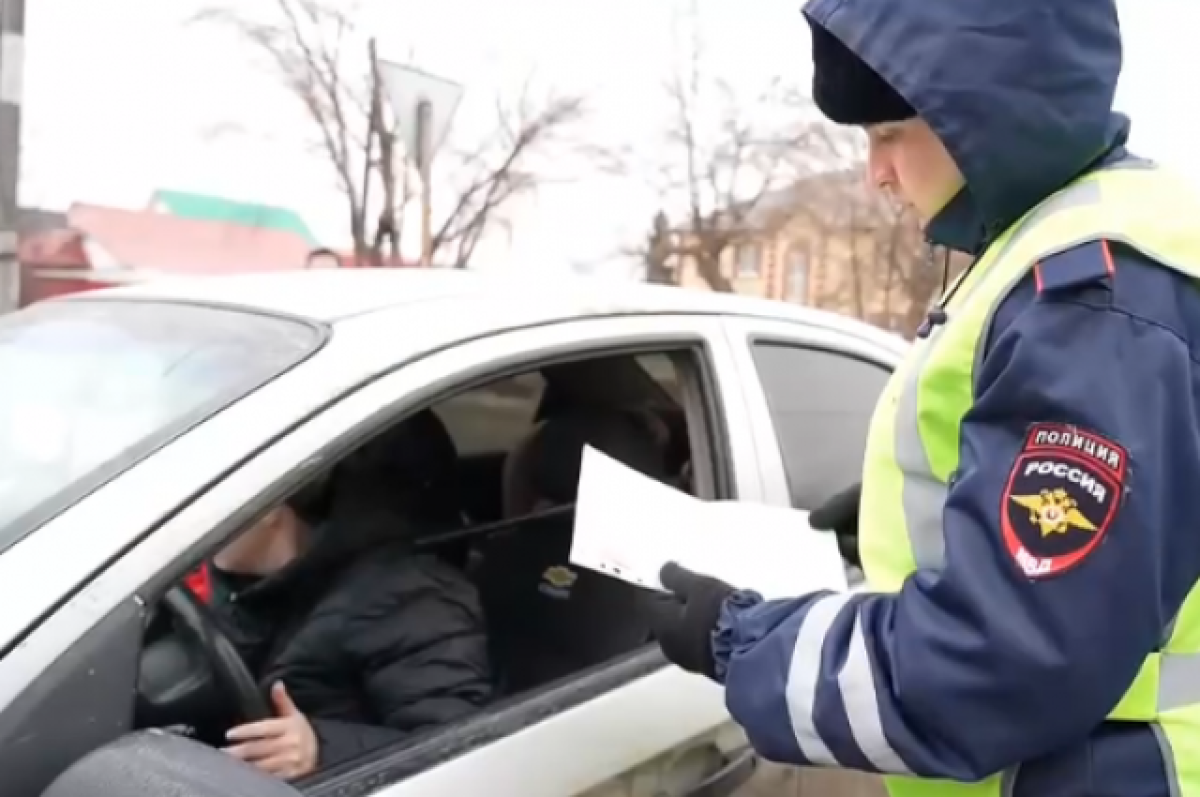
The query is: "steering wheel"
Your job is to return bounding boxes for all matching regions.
[161,585,272,723]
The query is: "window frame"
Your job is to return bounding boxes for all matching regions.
[785,245,810,303]
[719,316,904,511]
[0,314,747,797]
[749,339,893,509]
[302,341,734,792]
[734,243,762,279]
[432,369,547,458]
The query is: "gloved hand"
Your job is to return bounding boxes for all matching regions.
[810,482,862,567]
[649,562,735,680]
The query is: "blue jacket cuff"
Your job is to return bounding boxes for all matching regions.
[712,589,764,683]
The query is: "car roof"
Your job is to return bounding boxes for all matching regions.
[56,268,909,354]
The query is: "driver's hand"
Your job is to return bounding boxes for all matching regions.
[224,682,319,780]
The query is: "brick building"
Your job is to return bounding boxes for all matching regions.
[666,170,950,336]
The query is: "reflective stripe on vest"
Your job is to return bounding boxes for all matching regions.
[853,162,1200,796]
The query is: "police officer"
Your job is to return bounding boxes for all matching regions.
[649,1,1200,795]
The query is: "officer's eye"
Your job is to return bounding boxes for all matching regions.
[867,124,902,148]
[876,127,901,145]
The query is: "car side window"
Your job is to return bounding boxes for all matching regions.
[636,352,682,402]
[750,341,891,509]
[434,371,545,456]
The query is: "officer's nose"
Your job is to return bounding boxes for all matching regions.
[866,150,896,197]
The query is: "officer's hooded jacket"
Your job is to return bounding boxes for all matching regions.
[712,1,1200,794]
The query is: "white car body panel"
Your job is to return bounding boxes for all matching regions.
[379,668,730,797]
[0,270,908,796]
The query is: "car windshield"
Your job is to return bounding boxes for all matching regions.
[0,299,323,550]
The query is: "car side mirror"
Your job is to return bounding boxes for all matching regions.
[41,730,302,797]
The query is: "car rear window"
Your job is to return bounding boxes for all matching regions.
[0,299,323,550]
[750,341,891,509]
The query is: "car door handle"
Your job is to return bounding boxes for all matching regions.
[677,747,757,797]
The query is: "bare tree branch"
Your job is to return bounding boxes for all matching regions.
[629,33,955,335]
[629,6,819,292]
[193,0,588,268]
[430,88,587,267]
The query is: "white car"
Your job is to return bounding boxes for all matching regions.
[0,269,905,797]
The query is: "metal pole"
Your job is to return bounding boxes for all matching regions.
[416,99,433,268]
[0,0,24,313]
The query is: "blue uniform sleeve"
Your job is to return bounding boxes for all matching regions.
[714,243,1200,779]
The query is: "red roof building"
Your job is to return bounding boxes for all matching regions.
[16,195,427,307]
[69,203,313,275]
[18,202,323,306]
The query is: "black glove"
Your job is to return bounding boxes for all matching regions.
[649,562,735,680]
[810,482,862,568]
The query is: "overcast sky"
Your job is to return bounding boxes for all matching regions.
[17,0,1200,276]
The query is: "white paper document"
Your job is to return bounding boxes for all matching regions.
[570,446,848,600]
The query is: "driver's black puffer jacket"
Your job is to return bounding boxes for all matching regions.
[209,506,493,770]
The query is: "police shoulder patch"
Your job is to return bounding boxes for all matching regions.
[1001,422,1127,579]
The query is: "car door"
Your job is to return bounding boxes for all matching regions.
[717,315,901,797]
[0,313,764,797]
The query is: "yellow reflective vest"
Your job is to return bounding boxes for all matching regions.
[860,162,1200,797]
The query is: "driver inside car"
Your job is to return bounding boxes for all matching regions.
[207,413,493,780]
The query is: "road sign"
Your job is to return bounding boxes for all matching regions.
[378,61,463,167]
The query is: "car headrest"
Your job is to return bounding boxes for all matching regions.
[502,409,668,518]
